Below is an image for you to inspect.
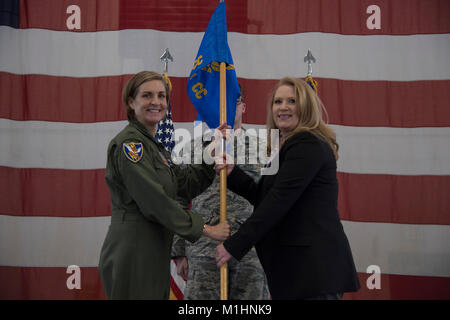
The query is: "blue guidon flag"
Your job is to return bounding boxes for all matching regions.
[187,1,240,129]
[123,142,143,163]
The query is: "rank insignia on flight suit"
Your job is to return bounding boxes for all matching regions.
[123,142,143,163]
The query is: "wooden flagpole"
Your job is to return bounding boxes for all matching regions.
[219,61,228,300]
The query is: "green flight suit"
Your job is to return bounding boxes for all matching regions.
[98,120,215,299]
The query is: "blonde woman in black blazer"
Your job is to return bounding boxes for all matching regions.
[215,77,360,300]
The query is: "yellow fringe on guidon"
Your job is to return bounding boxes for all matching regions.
[305,74,318,94]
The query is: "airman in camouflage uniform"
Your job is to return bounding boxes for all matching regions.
[172,128,270,300]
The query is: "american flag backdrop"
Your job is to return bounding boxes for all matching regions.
[0,0,449,300]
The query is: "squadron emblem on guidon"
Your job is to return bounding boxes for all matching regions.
[123,142,143,163]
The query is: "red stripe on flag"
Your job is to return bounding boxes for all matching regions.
[1,266,448,300]
[337,172,450,225]
[170,271,184,300]
[344,272,450,300]
[19,0,450,35]
[19,0,120,32]
[1,166,449,225]
[0,266,106,300]
[170,259,185,300]
[2,73,450,127]
[0,167,111,218]
[0,73,130,123]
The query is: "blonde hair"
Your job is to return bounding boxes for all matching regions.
[266,77,339,160]
[122,71,170,121]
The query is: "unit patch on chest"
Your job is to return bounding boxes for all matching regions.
[123,142,143,163]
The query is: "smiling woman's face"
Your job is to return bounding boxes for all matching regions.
[272,84,299,136]
[129,80,168,129]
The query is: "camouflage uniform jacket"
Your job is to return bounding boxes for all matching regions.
[172,128,261,258]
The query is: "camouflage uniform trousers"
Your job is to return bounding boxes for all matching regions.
[172,130,270,300]
[184,247,270,300]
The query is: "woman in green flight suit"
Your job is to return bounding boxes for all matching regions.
[98,71,230,299]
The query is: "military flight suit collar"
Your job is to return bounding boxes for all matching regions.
[129,119,160,145]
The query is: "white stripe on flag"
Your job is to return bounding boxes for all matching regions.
[170,260,186,293]
[1,26,449,81]
[1,215,449,278]
[0,119,126,169]
[2,119,450,175]
[0,215,109,267]
[342,220,450,278]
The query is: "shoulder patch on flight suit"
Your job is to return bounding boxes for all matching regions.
[123,142,143,163]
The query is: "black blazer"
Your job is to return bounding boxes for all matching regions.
[223,130,360,299]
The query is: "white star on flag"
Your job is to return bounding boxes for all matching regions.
[155,107,175,153]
